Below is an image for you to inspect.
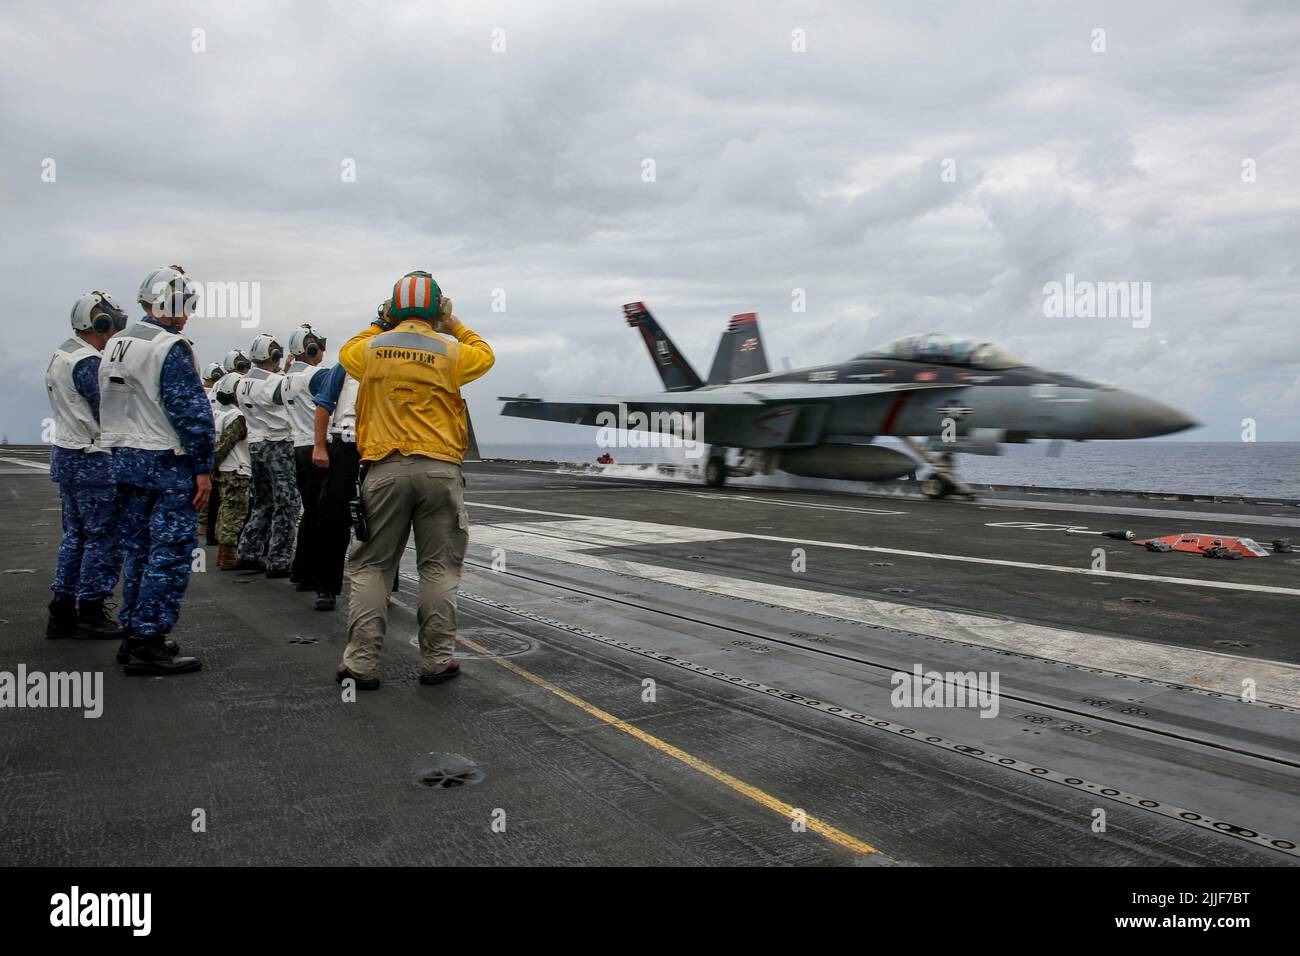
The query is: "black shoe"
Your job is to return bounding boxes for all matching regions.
[232,558,266,572]
[46,595,78,639]
[419,660,461,685]
[335,666,379,690]
[74,599,125,639]
[266,568,291,579]
[116,636,180,665]
[314,592,336,611]
[294,580,315,592]
[122,637,201,676]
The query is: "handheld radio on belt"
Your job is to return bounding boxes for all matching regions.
[349,462,371,542]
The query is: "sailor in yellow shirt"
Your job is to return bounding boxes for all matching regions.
[335,271,494,690]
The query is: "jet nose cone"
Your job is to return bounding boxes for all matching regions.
[1103,390,1199,438]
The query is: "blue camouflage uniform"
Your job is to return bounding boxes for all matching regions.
[49,353,121,601]
[112,317,216,638]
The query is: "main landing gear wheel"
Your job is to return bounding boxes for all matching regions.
[901,437,977,501]
[921,475,948,498]
[705,455,727,487]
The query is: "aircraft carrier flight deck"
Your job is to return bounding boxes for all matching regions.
[2,447,1297,867]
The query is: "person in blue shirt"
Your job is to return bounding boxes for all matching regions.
[98,265,215,676]
[308,358,360,610]
[44,291,130,640]
[282,325,333,597]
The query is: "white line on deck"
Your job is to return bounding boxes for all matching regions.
[466,524,1300,703]
[465,500,1300,597]
[0,457,50,471]
[659,489,906,516]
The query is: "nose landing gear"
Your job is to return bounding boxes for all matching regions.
[901,439,977,500]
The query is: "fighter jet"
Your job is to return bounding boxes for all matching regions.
[499,303,1197,497]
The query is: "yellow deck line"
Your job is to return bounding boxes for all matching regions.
[389,593,883,858]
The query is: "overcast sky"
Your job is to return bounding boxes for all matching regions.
[2,0,1297,447]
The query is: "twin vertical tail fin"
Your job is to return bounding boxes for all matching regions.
[624,302,704,392]
[706,313,769,385]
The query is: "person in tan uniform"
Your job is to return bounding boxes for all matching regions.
[335,271,494,690]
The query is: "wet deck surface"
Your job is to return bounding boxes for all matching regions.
[1,448,1297,866]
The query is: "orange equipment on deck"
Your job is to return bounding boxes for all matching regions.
[1133,533,1271,558]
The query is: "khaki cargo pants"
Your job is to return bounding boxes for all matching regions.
[343,453,468,679]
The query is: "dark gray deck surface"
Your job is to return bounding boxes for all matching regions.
[1,448,1296,866]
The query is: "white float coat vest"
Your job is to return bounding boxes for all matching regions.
[330,375,359,443]
[45,336,106,453]
[215,405,252,476]
[237,366,292,444]
[98,321,187,454]
[283,360,324,447]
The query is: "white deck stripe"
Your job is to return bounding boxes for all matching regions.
[660,489,906,515]
[0,456,51,471]
[469,524,1300,704]
[466,500,1300,596]
[978,495,1300,528]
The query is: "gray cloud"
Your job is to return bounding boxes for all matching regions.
[1,0,1297,447]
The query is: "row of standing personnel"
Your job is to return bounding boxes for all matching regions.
[45,265,494,682]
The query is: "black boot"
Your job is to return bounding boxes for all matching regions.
[75,599,125,639]
[46,594,78,639]
[122,635,202,676]
[116,634,181,665]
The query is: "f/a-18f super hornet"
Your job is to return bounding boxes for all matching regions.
[499,303,1197,497]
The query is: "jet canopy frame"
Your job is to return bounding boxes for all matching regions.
[858,332,1028,370]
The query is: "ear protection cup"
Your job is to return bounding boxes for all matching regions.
[270,347,283,363]
[72,291,128,334]
[306,342,320,358]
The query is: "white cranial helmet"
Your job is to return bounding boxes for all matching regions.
[249,333,283,363]
[213,371,243,404]
[287,324,326,358]
[138,264,196,317]
[70,291,128,333]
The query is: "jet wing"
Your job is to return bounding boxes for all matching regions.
[499,381,966,444]
[498,392,759,429]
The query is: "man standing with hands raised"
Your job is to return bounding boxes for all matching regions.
[334,272,494,690]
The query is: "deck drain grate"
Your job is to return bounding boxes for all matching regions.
[1215,640,1254,648]
[412,753,484,789]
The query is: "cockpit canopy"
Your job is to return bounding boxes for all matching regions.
[857,332,1028,370]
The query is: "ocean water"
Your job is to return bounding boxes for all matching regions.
[479,440,1300,499]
